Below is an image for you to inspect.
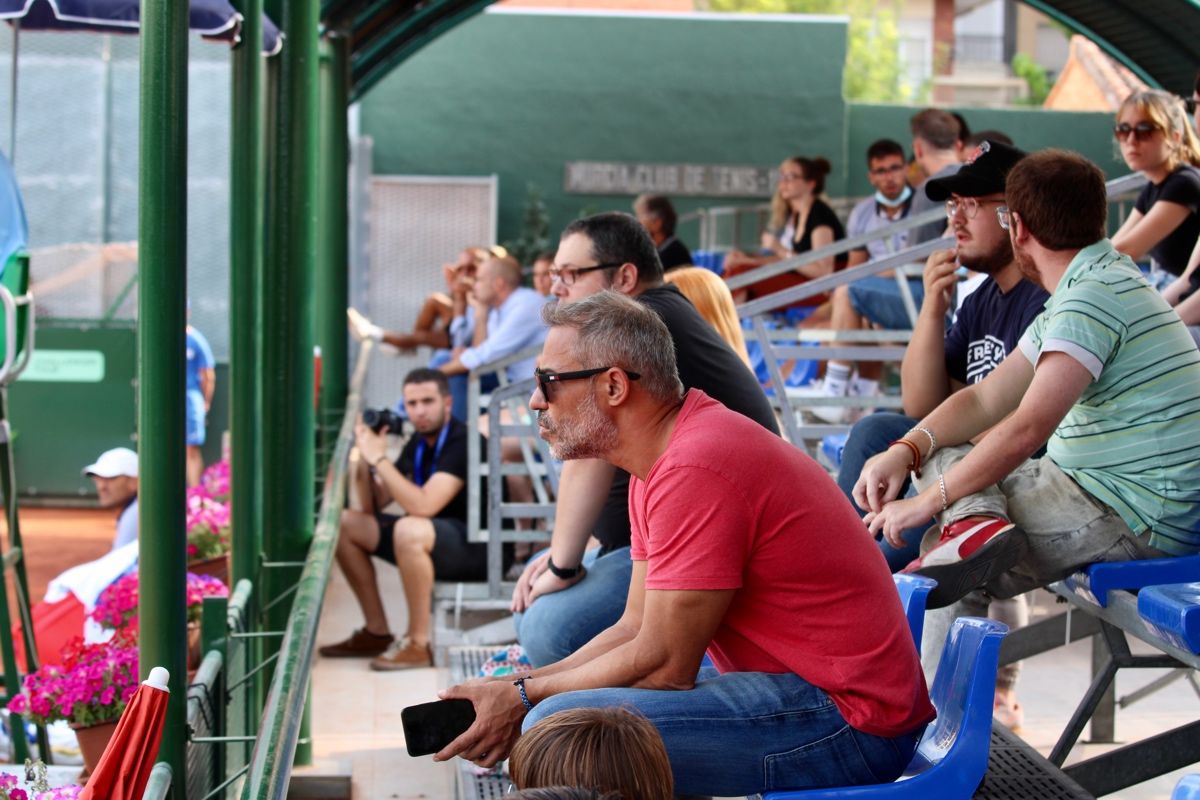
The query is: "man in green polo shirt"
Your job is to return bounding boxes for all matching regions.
[854,149,1200,633]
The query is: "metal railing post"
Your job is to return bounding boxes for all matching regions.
[138,0,189,793]
[315,34,350,447]
[230,0,266,722]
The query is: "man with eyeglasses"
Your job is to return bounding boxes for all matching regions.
[438,292,933,796]
[857,149,1200,662]
[510,212,778,668]
[845,138,915,268]
[835,139,1047,727]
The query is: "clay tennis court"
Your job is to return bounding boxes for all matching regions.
[3,507,113,605]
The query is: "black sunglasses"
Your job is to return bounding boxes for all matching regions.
[534,366,641,401]
[1113,121,1162,142]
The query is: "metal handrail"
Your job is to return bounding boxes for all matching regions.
[465,341,545,543]
[742,170,1152,448]
[239,339,372,800]
[716,171,1148,293]
[736,170,1149,319]
[724,206,947,291]
[141,763,173,799]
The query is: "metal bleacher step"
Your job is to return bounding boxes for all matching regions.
[975,723,1094,800]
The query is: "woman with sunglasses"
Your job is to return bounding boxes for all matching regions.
[722,156,847,312]
[1111,90,1200,287]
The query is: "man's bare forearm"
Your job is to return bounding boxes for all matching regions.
[901,305,952,417]
[548,459,617,568]
[526,618,639,680]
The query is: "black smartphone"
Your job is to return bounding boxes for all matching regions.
[401,698,477,757]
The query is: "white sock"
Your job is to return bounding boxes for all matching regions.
[824,363,852,396]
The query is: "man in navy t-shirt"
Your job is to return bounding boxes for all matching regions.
[838,141,1047,565]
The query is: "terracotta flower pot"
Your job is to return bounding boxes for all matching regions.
[72,720,119,781]
[188,622,202,670]
[187,553,230,585]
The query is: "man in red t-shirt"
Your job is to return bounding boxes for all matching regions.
[436,292,933,796]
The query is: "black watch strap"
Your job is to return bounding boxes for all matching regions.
[546,555,583,580]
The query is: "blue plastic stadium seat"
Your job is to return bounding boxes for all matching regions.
[893,574,936,649]
[1173,775,1200,800]
[1137,582,1200,655]
[762,617,1007,800]
[1062,554,1200,608]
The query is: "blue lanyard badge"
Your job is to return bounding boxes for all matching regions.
[413,423,451,487]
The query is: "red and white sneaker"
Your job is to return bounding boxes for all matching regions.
[903,516,1027,608]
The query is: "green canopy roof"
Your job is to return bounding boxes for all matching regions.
[324,0,1200,101]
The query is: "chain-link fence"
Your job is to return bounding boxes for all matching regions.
[0,28,233,357]
[359,174,497,409]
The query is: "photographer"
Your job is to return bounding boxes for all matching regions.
[320,368,486,671]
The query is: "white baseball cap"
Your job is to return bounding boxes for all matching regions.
[83,447,139,479]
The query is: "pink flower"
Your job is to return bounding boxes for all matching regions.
[12,787,29,800]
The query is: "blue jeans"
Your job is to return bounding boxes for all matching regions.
[836,412,929,571]
[523,668,922,796]
[514,546,633,667]
[849,276,926,330]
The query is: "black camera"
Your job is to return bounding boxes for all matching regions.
[362,407,405,435]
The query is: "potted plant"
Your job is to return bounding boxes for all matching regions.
[6,633,138,776]
[186,484,231,583]
[93,572,229,670]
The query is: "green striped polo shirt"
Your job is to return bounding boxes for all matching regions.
[1018,239,1200,555]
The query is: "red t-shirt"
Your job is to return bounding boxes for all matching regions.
[629,391,935,737]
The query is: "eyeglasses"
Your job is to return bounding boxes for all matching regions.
[779,172,807,181]
[996,206,1013,231]
[869,164,905,176]
[533,366,641,401]
[548,262,624,286]
[945,197,1004,221]
[1113,121,1162,142]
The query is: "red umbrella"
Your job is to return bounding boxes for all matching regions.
[79,666,170,800]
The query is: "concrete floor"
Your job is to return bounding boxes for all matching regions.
[310,566,1200,800]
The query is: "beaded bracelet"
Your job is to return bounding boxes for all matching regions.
[938,473,949,512]
[888,438,922,478]
[910,426,937,458]
[513,677,534,711]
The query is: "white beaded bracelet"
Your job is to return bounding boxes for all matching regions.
[938,473,949,512]
[911,426,937,458]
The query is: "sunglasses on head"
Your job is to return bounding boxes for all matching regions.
[1113,121,1162,142]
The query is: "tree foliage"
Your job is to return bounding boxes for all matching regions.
[702,0,908,102]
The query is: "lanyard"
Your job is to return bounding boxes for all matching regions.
[413,423,451,487]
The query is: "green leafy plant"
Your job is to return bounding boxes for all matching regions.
[1012,53,1052,106]
[503,183,551,269]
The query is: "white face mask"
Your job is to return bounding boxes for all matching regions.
[876,184,912,209]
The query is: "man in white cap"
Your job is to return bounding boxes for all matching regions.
[82,447,139,551]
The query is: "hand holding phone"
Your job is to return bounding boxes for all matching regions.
[401,698,477,757]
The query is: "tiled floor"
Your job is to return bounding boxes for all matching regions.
[311,571,1200,799]
[312,562,454,799]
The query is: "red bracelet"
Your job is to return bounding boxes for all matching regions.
[888,439,922,478]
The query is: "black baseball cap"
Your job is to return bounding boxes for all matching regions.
[924,140,1027,201]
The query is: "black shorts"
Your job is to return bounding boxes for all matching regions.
[372,513,488,582]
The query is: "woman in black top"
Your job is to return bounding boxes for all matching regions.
[1111,89,1200,287]
[724,156,847,308]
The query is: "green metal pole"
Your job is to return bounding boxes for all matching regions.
[138,0,189,794]
[229,0,265,729]
[261,0,319,743]
[315,35,350,450]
